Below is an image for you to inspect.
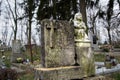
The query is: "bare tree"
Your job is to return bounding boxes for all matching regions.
[80,0,87,26]
[1,21,8,45]
[21,0,38,63]
[6,0,18,40]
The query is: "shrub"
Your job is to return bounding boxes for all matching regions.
[103,48,109,52]
[0,68,18,80]
[114,44,120,48]
[16,57,24,63]
[100,44,113,52]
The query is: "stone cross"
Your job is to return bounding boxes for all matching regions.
[46,21,56,48]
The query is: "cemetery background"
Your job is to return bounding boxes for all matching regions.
[0,0,120,80]
[0,45,120,80]
[0,17,119,80]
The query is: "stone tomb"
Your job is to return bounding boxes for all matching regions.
[35,14,95,80]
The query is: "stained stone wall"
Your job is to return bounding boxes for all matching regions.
[41,19,75,68]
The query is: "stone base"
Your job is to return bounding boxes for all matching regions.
[34,66,113,80]
[34,66,84,80]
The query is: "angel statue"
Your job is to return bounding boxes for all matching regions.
[73,12,88,40]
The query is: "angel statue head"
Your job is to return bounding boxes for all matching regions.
[73,12,86,30]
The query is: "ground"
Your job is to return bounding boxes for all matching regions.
[0,46,120,80]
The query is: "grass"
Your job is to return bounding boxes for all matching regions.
[111,72,120,80]
[1,47,120,80]
[94,52,120,80]
[94,52,120,63]
[94,53,105,62]
[0,46,40,80]
[18,71,34,80]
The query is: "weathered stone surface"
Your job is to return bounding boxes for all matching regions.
[75,40,95,77]
[12,40,21,53]
[41,19,75,67]
[34,67,114,80]
[38,13,95,79]
[34,66,84,80]
[11,40,24,62]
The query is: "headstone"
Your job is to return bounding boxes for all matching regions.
[92,34,99,50]
[41,19,75,67]
[88,29,99,51]
[93,35,97,44]
[0,50,5,56]
[73,12,95,77]
[11,40,24,62]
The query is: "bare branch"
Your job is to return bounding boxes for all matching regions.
[6,0,15,21]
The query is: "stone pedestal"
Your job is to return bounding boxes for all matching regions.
[34,66,83,80]
[75,40,95,77]
[73,12,95,77]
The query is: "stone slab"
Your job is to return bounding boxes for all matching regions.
[34,66,114,80]
[41,19,75,67]
[34,66,84,80]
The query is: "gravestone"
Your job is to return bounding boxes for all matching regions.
[41,19,75,67]
[92,34,99,50]
[11,40,24,62]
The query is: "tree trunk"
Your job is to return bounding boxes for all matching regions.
[6,0,18,40]
[28,19,33,63]
[80,0,88,34]
[80,0,87,26]
[107,28,112,44]
[14,0,17,40]
[14,0,18,40]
